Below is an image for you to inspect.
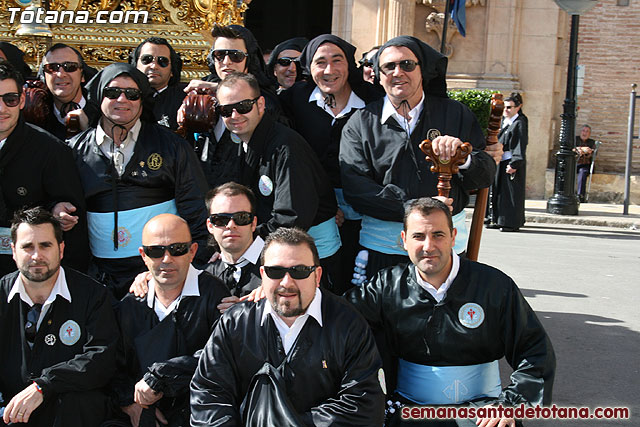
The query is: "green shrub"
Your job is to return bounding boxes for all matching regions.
[447,89,499,135]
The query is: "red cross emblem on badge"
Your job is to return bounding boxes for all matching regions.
[66,326,73,336]
[467,308,475,319]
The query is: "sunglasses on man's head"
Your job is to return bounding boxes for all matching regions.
[142,242,191,258]
[103,87,142,101]
[216,97,260,118]
[263,265,318,280]
[276,57,299,67]
[0,92,20,107]
[139,54,170,68]
[212,49,249,63]
[379,59,419,76]
[43,61,81,74]
[209,211,254,227]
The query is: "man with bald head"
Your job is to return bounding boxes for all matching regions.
[110,214,229,427]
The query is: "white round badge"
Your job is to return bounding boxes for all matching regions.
[44,334,56,346]
[59,320,81,346]
[258,175,273,196]
[458,303,485,329]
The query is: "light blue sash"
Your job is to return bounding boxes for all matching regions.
[307,217,342,258]
[334,188,362,220]
[0,227,11,255]
[397,359,501,405]
[87,200,178,258]
[359,215,407,255]
[452,210,468,254]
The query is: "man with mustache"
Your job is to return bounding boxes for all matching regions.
[190,227,385,426]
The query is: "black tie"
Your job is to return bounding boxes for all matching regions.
[221,263,237,288]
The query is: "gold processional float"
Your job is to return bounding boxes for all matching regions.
[0,0,252,80]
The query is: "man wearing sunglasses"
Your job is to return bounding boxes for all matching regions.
[340,36,499,279]
[216,72,344,294]
[130,37,187,131]
[266,37,308,92]
[35,43,99,141]
[191,227,384,426]
[0,61,90,278]
[110,213,229,427]
[68,63,209,299]
[0,207,118,426]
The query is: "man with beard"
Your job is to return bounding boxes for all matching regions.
[190,227,385,426]
[0,207,118,426]
[346,198,555,426]
[340,36,499,278]
[0,60,89,277]
[131,37,186,130]
[67,63,209,299]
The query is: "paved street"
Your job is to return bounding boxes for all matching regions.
[475,222,640,426]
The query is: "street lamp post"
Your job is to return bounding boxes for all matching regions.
[547,0,597,215]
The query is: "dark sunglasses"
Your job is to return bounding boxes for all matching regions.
[142,242,191,258]
[139,54,170,68]
[216,97,260,118]
[380,59,419,75]
[212,49,249,63]
[209,211,254,227]
[263,265,318,280]
[103,87,143,101]
[0,92,20,107]
[25,303,43,343]
[43,61,81,74]
[276,57,300,67]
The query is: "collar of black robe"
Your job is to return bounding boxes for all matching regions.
[238,111,277,171]
[84,62,157,126]
[375,36,448,99]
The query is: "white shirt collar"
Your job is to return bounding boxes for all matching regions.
[8,266,71,306]
[414,250,460,303]
[261,286,323,328]
[146,265,202,320]
[96,119,142,148]
[53,96,87,125]
[308,86,365,121]
[155,85,169,95]
[502,112,519,128]
[0,137,7,152]
[380,92,425,135]
[220,235,265,267]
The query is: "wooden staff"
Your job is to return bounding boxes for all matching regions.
[176,89,218,138]
[419,140,473,197]
[466,93,504,261]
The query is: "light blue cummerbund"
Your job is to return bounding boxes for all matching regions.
[334,188,362,220]
[359,215,407,256]
[0,227,11,255]
[396,359,501,405]
[87,200,178,259]
[452,210,468,255]
[307,217,342,259]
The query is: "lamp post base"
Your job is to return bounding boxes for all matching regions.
[547,194,579,215]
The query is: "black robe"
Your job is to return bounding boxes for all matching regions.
[68,121,209,297]
[204,258,261,297]
[0,119,89,276]
[153,83,187,131]
[190,289,385,426]
[111,270,229,424]
[491,114,528,229]
[36,96,100,142]
[0,268,118,426]
[345,259,555,407]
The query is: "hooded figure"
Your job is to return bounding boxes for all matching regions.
[374,35,448,99]
[129,37,183,87]
[266,36,308,86]
[85,62,156,126]
[0,42,33,78]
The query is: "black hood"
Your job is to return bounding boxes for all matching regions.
[299,34,374,101]
[266,37,308,77]
[85,63,156,125]
[375,36,448,98]
[0,42,33,78]
[206,25,275,92]
[129,40,183,87]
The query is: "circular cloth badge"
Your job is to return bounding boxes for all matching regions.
[147,153,163,170]
[59,320,81,346]
[230,133,243,144]
[258,175,273,196]
[458,302,485,329]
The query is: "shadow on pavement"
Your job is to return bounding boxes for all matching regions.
[518,226,640,241]
[498,311,637,426]
[520,289,588,299]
